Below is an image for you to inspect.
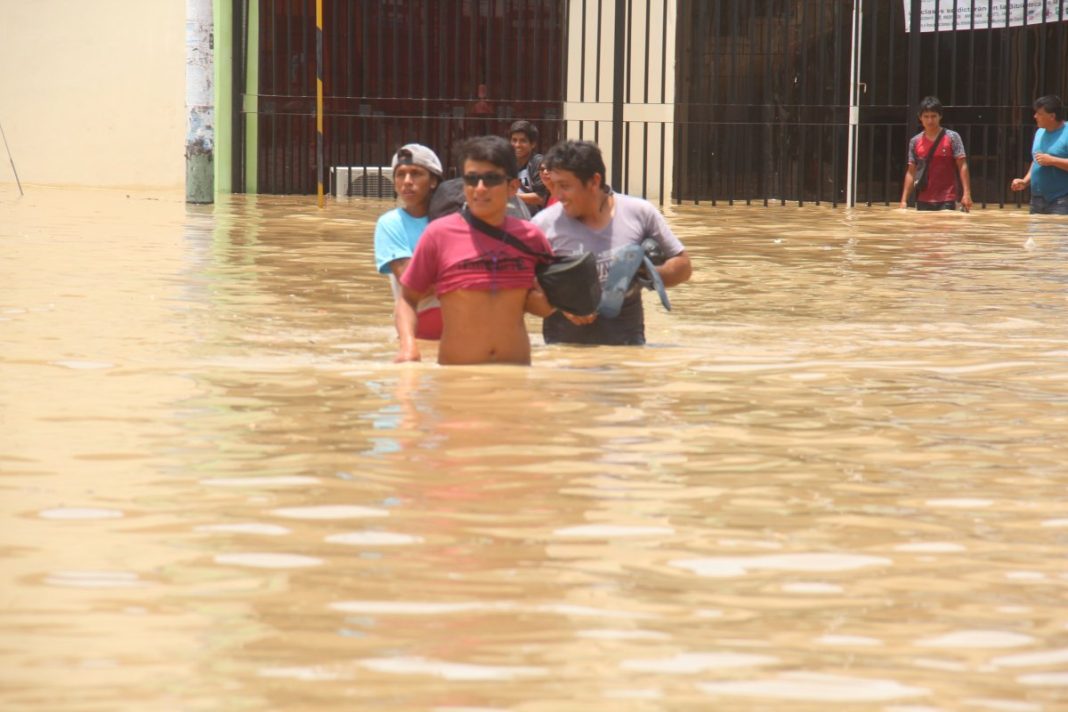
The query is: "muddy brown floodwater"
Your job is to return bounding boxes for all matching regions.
[2,187,1067,710]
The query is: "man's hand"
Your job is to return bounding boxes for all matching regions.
[561,310,597,325]
[1011,178,1029,192]
[395,343,421,363]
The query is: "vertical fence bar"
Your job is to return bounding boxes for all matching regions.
[796,0,806,206]
[286,2,295,193]
[231,0,246,193]
[265,0,274,192]
[846,0,862,207]
[611,0,625,188]
[832,0,843,206]
[815,0,826,204]
[760,0,768,205]
[883,126,892,205]
[315,0,323,207]
[1038,0,1047,91]
[705,0,715,205]
[626,0,633,107]
[727,0,738,204]
[283,1,292,193]
[596,0,603,103]
[932,0,941,96]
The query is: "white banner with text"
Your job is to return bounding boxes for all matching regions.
[904,0,1068,32]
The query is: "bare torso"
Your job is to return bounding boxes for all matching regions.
[437,288,532,365]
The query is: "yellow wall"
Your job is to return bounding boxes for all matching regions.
[0,2,185,190]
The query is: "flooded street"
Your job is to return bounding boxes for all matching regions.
[2,187,1067,710]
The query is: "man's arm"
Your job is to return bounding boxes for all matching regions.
[389,259,422,362]
[517,191,545,208]
[524,287,555,317]
[1011,165,1033,191]
[658,251,692,288]
[526,285,598,324]
[956,158,973,210]
[1034,152,1068,172]
[900,163,917,208]
[398,282,431,362]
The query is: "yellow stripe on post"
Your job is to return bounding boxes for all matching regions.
[315,0,324,208]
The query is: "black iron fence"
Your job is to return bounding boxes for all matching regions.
[236,0,1068,207]
[673,0,1068,207]
[239,0,567,195]
[675,0,854,205]
[857,0,1068,207]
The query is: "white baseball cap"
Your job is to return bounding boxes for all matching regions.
[391,143,444,178]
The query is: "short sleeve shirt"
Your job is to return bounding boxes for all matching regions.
[531,193,685,345]
[907,129,966,203]
[374,208,428,274]
[1031,125,1068,201]
[401,212,552,297]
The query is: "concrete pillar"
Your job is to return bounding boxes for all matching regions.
[186,0,214,203]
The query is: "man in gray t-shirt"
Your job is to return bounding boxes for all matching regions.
[531,140,692,345]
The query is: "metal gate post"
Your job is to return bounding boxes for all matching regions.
[846,0,863,207]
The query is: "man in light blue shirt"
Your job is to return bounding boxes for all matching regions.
[1011,95,1068,215]
[373,144,444,360]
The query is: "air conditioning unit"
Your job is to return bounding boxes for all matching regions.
[331,166,394,198]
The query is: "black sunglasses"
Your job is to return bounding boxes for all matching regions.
[462,172,509,187]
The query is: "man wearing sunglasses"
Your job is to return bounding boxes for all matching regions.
[533,139,692,346]
[373,144,444,362]
[398,136,554,365]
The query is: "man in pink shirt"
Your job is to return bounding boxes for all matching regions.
[399,135,554,365]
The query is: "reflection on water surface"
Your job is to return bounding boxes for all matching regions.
[2,187,1067,710]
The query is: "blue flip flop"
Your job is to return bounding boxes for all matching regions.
[597,244,644,318]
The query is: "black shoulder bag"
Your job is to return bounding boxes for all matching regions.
[460,208,601,316]
[911,129,946,195]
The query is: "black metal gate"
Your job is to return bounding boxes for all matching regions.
[858,0,1068,207]
[239,1,1068,205]
[239,0,568,195]
[673,0,1068,207]
[674,0,854,205]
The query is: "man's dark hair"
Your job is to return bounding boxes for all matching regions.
[509,120,539,144]
[1033,95,1064,121]
[542,140,609,193]
[916,96,944,116]
[456,135,519,178]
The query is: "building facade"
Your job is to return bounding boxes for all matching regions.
[2,1,1065,206]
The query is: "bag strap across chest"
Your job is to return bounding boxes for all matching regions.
[916,129,947,161]
[459,207,552,263]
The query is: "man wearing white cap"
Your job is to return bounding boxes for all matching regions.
[373,143,444,361]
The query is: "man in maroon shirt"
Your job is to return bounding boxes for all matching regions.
[399,136,553,365]
[899,96,973,211]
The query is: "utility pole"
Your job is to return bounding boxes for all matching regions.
[186,0,214,203]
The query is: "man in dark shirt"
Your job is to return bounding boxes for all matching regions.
[509,120,549,215]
